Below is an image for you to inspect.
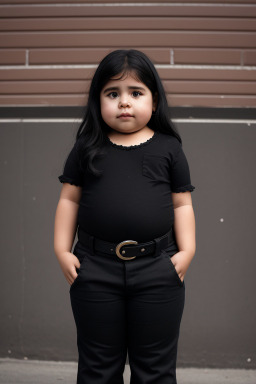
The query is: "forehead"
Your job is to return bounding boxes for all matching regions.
[102,72,147,89]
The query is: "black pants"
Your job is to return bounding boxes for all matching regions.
[70,236,185,384]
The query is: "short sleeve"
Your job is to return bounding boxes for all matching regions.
[170,141,195,193]
[58,142,83,187]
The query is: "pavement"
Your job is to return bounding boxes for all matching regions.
[0,358,256,384]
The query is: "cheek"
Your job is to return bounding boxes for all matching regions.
[100,100,114,121]
[137,100,153,120]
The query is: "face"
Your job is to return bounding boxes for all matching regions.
[100,73,157,134]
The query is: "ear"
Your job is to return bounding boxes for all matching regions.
[152,92,158,112]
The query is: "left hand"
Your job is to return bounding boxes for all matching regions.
[170,250,193,282]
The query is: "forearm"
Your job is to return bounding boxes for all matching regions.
[54,198,79,260]
[173,204,196,263]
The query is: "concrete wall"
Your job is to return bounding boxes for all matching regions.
[1,109,256,368]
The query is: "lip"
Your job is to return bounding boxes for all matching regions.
[118,113,133,118]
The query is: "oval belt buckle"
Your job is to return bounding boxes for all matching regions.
[116,240,138,260]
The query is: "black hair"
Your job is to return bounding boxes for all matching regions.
[75,49,181,176]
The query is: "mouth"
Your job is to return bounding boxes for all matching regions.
[118,113,133,118]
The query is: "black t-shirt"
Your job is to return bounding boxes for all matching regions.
[59,131,195,243]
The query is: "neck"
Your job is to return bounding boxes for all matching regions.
[107,127,155,146]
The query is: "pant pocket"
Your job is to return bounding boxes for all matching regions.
[69,244,88,290]
[163,250,184,287]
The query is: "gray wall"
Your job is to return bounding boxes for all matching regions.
[1,116,256,368]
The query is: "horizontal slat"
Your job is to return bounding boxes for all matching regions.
[0,81,256,95]
[0,4,256,18]
[1,31,255,48]
[1,80,255,95]
[0,49,25,64]
[29,48,111,65]
[244,50,256,65]
[158,67,256,81]
[1,17,255,32]
[173,49,241,65]
[0,95,87,106]
[163,81,256,95]
[1,0,256,4]
[167,95,256,107]
[0,81,89,94]
[29,48,170,65]
[0,68,96,80]
[1,67,256,81]
[28,48,250,67]
[0,94,255,108]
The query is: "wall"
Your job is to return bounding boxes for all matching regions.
[0,0,256,108]
[1,0,256,368]
[0,115,256,368]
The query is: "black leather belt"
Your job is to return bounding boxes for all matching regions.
[77,227,174,260]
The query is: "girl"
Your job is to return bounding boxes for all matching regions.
[54,49,196,384]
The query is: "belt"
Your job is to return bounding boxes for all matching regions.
[77,227,174,260]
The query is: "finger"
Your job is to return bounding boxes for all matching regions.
[73,256,81,269]
[71,270,78,282]
[71,264,80,278]
[67,271,77,285]
[68,276,76,286]
[170,256,177,267]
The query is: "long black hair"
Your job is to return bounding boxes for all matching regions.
[75,49,181,176]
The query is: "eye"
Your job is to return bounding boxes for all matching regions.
[132,91,142,98]
[107,92,118,99]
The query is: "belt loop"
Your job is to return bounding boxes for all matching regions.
[153,237,162,258]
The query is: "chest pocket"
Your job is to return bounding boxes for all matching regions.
[142,154,171,184]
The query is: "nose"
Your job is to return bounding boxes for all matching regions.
[118,99,131,108]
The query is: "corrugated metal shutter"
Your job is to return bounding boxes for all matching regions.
[0,0,255,107]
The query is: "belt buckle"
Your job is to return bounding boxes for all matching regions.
[116,240,138,260]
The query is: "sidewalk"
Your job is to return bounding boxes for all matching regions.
[0,358,255,384]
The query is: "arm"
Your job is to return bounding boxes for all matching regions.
[54,183,82,286]
[171,191,196,282]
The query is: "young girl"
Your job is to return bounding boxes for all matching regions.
[54,49,196,384]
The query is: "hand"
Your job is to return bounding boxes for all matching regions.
[57,251,81,286]
[170,250,194,282]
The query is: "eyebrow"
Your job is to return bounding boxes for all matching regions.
[103,86,146,94]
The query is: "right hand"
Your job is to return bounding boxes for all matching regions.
[57,251,81,286]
